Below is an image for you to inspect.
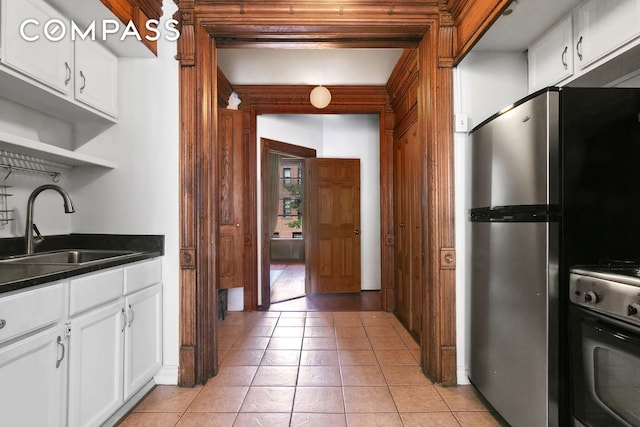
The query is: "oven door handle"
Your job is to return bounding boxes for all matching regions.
[584,316,640,345]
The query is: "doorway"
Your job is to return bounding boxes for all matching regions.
[257,115,383,311]
[260,138,316,309]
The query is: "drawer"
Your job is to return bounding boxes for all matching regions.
[0,282,66,344]
[124,258,161,295]
[69,268,124,316]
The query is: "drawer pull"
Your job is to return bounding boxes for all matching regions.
[0,319,5,329]
[576,36,583,61]
[56,336,65,369]
[64,62,71,86]
[79,71,86,94]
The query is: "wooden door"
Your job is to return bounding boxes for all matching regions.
[218,109,244,290]
[408,125,422,334]
[393,122,422,337]
[305,158,361,293]
[394,135,410,323]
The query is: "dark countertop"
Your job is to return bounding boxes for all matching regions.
[0,234,164,294]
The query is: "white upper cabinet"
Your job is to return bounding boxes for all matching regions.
[0,0,120,126]
[75,38,119,118]
[0,0,73,95]
[574,0,640,69]
[528,15,574,93]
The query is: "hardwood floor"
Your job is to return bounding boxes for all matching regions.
[270,263,305,303]
[269,262,382,311]
[270,291,382,311]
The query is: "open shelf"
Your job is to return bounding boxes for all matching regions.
[0,131,116,169]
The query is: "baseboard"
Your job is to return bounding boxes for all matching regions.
[457,366,470,385]
[154,364,179,385]
[102,380,155,427]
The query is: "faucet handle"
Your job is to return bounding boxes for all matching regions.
[32,223,44,243]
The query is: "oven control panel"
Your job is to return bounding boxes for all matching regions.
[570,269,640,327]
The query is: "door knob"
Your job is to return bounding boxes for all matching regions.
[354,229,360,235]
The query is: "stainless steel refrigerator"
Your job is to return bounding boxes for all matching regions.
[469,88,561,427]
[469,86,640,427]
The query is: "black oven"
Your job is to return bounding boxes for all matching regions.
[570,268,640,427]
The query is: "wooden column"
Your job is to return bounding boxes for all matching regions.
[176,5,219,386]
[419,15,457,386]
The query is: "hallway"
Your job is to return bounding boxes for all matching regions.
[118,311,504,426]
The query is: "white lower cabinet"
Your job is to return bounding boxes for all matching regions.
[66,259,163,427]
[0,258,162,427]
[67,300,124,427]
[124,283,162,400]
[0,324,67,427]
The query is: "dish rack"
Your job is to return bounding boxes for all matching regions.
[0,183,12,226]
[0,160,63,227]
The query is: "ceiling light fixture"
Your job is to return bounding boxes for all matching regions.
[310,85,331,109]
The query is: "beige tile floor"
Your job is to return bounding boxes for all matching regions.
[118,311,506,426]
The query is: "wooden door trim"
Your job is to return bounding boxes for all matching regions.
[260,138,317,309]
[174,0,508,387]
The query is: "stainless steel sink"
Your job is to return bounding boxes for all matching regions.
[0,249,140,265]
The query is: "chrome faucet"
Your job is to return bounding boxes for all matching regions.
[25,185,75,254]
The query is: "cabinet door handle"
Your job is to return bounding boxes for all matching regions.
[79,71,86,94]
[56,336,65,369]
[576,36,583,61]
[121,308,127,332]
[64,62,71,86]
[128,304,135,327]
[0,319,5,329]
[561,46,568,70]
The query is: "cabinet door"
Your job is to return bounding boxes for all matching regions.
[575,0,640,69]
[0,0,73,94]
[74,37,119,117]
[0,325,66,427]
[528,15,573,92]
[124,284,162,400]
[68,301,124,427]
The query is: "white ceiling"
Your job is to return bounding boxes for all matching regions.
[217,48,404,86]
[216,0,584,85]
[473,0,583,51]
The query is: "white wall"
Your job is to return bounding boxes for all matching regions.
[453,51,528,384]
[0,99,75,239]
[70,0,180,384]
[228,113,381,309]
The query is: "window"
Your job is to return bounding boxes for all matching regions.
[283,168,291,186]
[297,167,302,185]
[283,197,291,218]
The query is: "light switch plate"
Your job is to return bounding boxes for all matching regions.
[455,113,468,133]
